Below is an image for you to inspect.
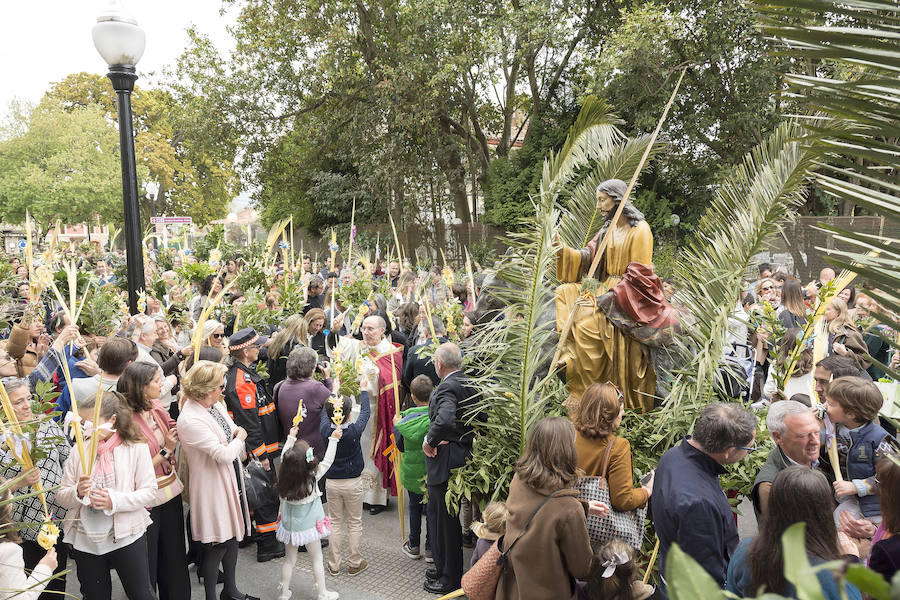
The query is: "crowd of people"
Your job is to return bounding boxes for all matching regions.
[0,238,898,600]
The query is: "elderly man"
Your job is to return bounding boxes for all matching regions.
[651,402,757,598]
[302,274,326,314]
[331,315,403,514]
[0,376,71,599]
[423,343,477,594]
[751,400,821,518]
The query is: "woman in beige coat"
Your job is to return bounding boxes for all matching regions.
[177,360,258,600]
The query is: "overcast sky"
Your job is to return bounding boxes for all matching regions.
[0,0,235,111]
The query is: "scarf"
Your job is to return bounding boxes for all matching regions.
[93,431,123,490]
[134,403,174,476]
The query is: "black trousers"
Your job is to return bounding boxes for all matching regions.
[21,536,68,600]
[426,480,463,588]
[73,533,156,600]
[147,495,191,600]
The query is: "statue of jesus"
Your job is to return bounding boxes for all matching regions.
[555,179,677,412]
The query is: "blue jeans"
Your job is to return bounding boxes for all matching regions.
[408,491,430,550]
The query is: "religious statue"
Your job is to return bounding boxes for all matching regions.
[555,179,679,412]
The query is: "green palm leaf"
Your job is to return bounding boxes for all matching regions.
[754,0,900,380]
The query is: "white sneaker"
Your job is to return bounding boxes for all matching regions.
[317,591,339,600]
[277,583,291,600]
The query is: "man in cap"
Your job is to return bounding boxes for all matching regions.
[224,327,284,562]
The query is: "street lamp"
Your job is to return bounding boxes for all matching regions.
[92,0,146,314]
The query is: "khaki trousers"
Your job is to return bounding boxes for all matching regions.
[325,476,364,570]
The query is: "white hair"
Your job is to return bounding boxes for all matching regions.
[766,400,812,436]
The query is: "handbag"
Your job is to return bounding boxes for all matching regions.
[149,410,183,504]
[576,435,647,549]
[243,459,277,511]
[461,490,560,600]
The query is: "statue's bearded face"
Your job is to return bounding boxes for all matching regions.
[596,190,617,214]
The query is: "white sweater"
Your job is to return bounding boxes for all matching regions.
[0,542,53,600]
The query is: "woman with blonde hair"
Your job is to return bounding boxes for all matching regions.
[573,382,652,512]
[824,298,869,370]
[304,308,327,356]
[201,320,226,350]
[267,314,309,393]
[176,361,257,600]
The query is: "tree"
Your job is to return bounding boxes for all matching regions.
[173,0,634,228]
[42,73,239,226]
[0,103,137,228]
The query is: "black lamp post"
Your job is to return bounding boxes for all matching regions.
[92,0,146,314]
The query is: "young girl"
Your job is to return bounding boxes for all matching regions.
[582,539,653,600]
[825,377,898,521]
[0,478,58,600]
[276,423,343,600]
[57,391,157,600]
[469,501,508,567]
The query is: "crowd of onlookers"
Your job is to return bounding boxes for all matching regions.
[0,249,898,600]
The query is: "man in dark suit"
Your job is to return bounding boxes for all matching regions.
[402,316,446,400]
[422,342,476,594]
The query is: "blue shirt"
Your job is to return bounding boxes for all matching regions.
[651,438,738,596]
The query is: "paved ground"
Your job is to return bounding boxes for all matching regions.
[64,499,473,600]
[64,497,758,599]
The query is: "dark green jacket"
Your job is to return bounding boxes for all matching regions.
[393,406,430,494]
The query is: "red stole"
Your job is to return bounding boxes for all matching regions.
[370,342,403,495]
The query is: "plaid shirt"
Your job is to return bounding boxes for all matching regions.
[0,419,70,540]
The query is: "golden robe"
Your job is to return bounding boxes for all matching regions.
[556,220,656,412]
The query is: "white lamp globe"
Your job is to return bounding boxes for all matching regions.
[92,0,145,67]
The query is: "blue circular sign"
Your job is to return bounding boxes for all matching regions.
[17,239,26,250]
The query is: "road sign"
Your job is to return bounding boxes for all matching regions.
[150,216,192,225]
[17,239,27,250]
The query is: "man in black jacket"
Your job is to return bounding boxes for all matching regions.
[651,402,757,598]
[422,343,476,594]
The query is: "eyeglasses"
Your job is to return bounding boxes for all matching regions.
[760,286,774,292]
[211,333,225,339]
[739,443,757,453]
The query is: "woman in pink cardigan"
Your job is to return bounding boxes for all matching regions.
[177,360,258,600]
[57,391,157,600]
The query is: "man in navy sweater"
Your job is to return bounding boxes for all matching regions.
[651,402,757,598]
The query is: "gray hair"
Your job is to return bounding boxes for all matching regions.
[1,376,29,396]
[766,400,813,436]
[434,342,462,372]
[287,346,318,379]
[692,402,756,454]
[126,314,155,339]
[308,274,324,289]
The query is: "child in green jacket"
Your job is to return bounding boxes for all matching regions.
[393,374,433,562]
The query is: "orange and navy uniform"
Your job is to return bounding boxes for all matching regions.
[224,361,280,461]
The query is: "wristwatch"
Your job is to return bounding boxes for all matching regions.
[159,447,170,459]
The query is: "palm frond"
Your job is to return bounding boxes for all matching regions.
[659,121,822,444]
[755,0,899,381]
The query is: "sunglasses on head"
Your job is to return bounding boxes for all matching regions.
[604,381,624,403]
